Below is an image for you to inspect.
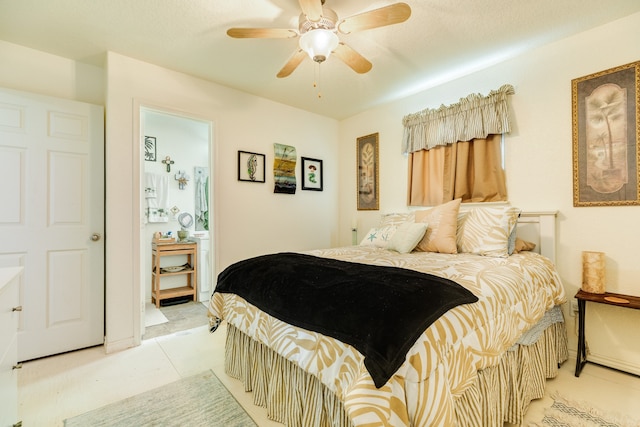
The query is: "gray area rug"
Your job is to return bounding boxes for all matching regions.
[531,393,640,427]
[64,370,256,427]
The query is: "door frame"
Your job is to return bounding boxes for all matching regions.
[132,100,216,340]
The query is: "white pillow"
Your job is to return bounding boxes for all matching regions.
[379,212,415,227]
[360,225,397,248]
[457,206,521,257]
[386,222,428,254]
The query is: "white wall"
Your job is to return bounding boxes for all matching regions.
[338,12,640,374]
[0,40,104,105]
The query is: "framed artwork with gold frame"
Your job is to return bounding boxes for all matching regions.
[572,60,640,206]
[357,133,379,210]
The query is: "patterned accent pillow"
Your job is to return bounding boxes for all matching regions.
[413,199,461,254]
[386,222,428,254]
[360,226,398,248]
[457,206,521,257]
[379,212,415,227]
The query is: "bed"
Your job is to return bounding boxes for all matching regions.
[209,204,567,427]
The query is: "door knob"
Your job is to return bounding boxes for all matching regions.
[91,233,101,241]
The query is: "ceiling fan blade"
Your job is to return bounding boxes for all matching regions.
[338,2,411,34]
[277,49,308,78]
[227,28,297,39]
[332,43,372,74]
[298,0,323,22]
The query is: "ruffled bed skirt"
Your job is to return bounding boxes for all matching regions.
[224,322,568,427]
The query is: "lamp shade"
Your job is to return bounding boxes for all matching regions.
[299,29,339,63]
[582,251,606,294]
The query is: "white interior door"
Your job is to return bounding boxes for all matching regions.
[0,87,104,361]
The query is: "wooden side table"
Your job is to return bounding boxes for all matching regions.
[151,241,198,308]
[574,289,640,377]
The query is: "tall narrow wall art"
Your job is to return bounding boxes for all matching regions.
[273,143,297,194]
[572,60,640,206]
[357,133,379,210]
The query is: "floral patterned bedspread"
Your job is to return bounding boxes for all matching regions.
[209,246,566,426]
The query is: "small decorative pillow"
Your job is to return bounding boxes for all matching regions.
[360,226,397,248]
[457,206,521,257]
[513,238,536,253]
[379,212,415,227]
[413,199,461,254]
[386,222,428,254]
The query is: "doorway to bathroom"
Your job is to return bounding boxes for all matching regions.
[139,107,214,337]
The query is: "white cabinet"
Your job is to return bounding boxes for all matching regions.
[192,232,211,302]
[0,267,23,427]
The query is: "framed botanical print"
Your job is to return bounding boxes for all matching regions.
[572,60,640,206]
[357,133,379,210]
[301,157,323,191]
[238,150,266,183]
[144,136,156,162]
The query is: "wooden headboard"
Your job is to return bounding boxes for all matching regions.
[517,211,558,264]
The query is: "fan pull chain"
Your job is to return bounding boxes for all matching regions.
[313,62,322,99]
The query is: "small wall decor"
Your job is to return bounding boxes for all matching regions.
[357,133,379,210]
[162,155,175,172]
[238,150,266,182]
[174,170,190,189]
[301,157,323,191]
[144,136,157,162]
[273,143,297,194]
[572,60,640,206]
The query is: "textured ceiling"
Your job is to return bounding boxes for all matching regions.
[1,0,639,119]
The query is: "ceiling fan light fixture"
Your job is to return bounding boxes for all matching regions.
[299,29,338,63]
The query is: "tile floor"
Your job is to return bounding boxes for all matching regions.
[18,320,640,426]
[143,300,210,339]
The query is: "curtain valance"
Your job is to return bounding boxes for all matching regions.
[402,84,515,154]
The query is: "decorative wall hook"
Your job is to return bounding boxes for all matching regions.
[162,156,174,172]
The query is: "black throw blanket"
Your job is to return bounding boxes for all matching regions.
[215,252,478,388]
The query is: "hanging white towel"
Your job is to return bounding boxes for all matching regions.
[145,172,169,223]
[195,170,208,225]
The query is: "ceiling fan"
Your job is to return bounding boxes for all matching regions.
[226,0,411,78]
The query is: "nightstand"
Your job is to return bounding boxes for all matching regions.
[574,289,640,377]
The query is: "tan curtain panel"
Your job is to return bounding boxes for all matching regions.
[407,146,445,206]
[407,134,507,206]
[402,84,514,154]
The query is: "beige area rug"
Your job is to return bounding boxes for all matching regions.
[64,370,256,427]
[144,302,169,327]
[530,393,640,427]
